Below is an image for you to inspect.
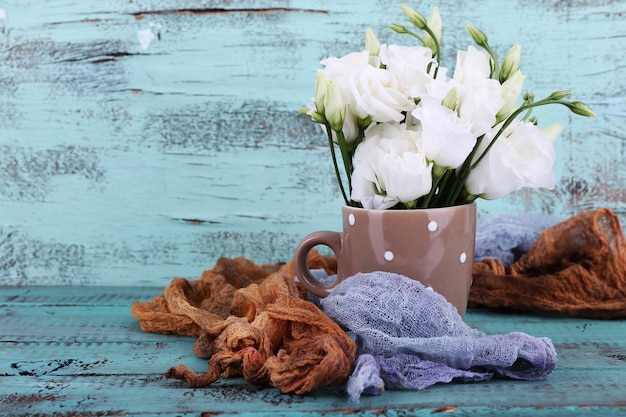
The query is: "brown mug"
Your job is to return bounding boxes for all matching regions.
[294,203,476,315]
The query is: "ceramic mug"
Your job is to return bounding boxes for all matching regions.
[294,203,476,315]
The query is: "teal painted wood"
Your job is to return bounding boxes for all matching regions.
[0,1,625,286]
[2,286,626,416]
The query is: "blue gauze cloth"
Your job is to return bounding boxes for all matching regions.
[317,271,558,402]
[474,212,564,266]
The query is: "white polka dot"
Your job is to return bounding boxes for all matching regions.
[426,286,434,291]
[348,213,356,225]
[384,251,394,261]
[460,252,467,263]
[428,221,438,232]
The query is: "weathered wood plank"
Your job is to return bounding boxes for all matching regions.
[1,0,625,286]
[1,286,626,415]
[1,337,624,378]
[0,285,163,304]
[3,371,626,416]
[0,340,204,377]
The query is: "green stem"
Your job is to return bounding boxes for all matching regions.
[431,169,454,207]
[325,124,349,205]
[422,25,440,63]
[335,130,354,196]
[445,135,484,206]
[482,44,500,80]
[420,168,445,208]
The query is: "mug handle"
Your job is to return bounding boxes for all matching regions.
[294,231,343,297]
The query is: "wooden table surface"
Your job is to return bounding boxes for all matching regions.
[1,286,626,416]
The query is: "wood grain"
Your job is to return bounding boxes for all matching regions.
[2,286,626,416]
[0,1,625,286]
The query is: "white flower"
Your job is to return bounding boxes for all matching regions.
[456,79,504,136]
[500,43,522,82]
[321,50,371,79]
[379,44,436,97]
[411,101,476,169]
[453,46,491,84]
[496,70,526,122]
[351,123,433,209]
[320,51,371,142]
[350,65,414,123]
[540,123,563,142]
[465,121,558,199]
[320,50,413,136]
[452,46,504,136]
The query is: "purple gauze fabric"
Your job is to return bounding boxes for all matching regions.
[474,212,564,266]
[318,271,558,402]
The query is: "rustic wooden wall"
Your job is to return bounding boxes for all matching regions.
[0,1,624,286]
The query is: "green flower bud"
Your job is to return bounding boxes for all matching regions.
[441,87,458,111]
[466,24,488,47]
[523,91,535,103]
[567,101,596,118]
[499,43,521,83]
[548,90,572,101]
[401,5,427,30]
[324,80,346,132]
[365,28,380,57]
[358,115,373,130]
[314,71,328,114]
[389,23,408,34]
[310,111,326,124]
[423,7,442,52]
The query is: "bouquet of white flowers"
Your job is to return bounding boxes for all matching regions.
[302,5,595,210]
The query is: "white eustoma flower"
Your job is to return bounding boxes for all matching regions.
[465,120,558,199]
[453,46,491,84]
[452,46,504,136]
[411,100,476,169]
[320,51,371,142]
[351,123,433,209]
[496,70,526,122]
[456,79,504,136]
[321,50,412,136]
[350,65,414,123]
[379,44,436,97]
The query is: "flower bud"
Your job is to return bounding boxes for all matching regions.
[310,111,327,124]
[401,5,427,30]
[499,43,521,83]
[466,24,488,47]
[424,7,442,52]
[324,80,346,132]
[365,28,380,57]
[523,91,535,103]
[314,71,328,114]
[389,23,408,34]
[496,70,526,122]
[547,90,572,101]
[567,101,596,118]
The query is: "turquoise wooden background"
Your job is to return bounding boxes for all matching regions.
[0,1,623,286]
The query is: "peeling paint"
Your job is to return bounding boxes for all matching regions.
[0,0,624,286]
[130,7,327,20]
[137,28,155,49]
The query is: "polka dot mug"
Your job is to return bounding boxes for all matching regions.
[294,203,476,316]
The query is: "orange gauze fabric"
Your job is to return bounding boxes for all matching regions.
[131,252,355,395]
[469,208,626,319]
